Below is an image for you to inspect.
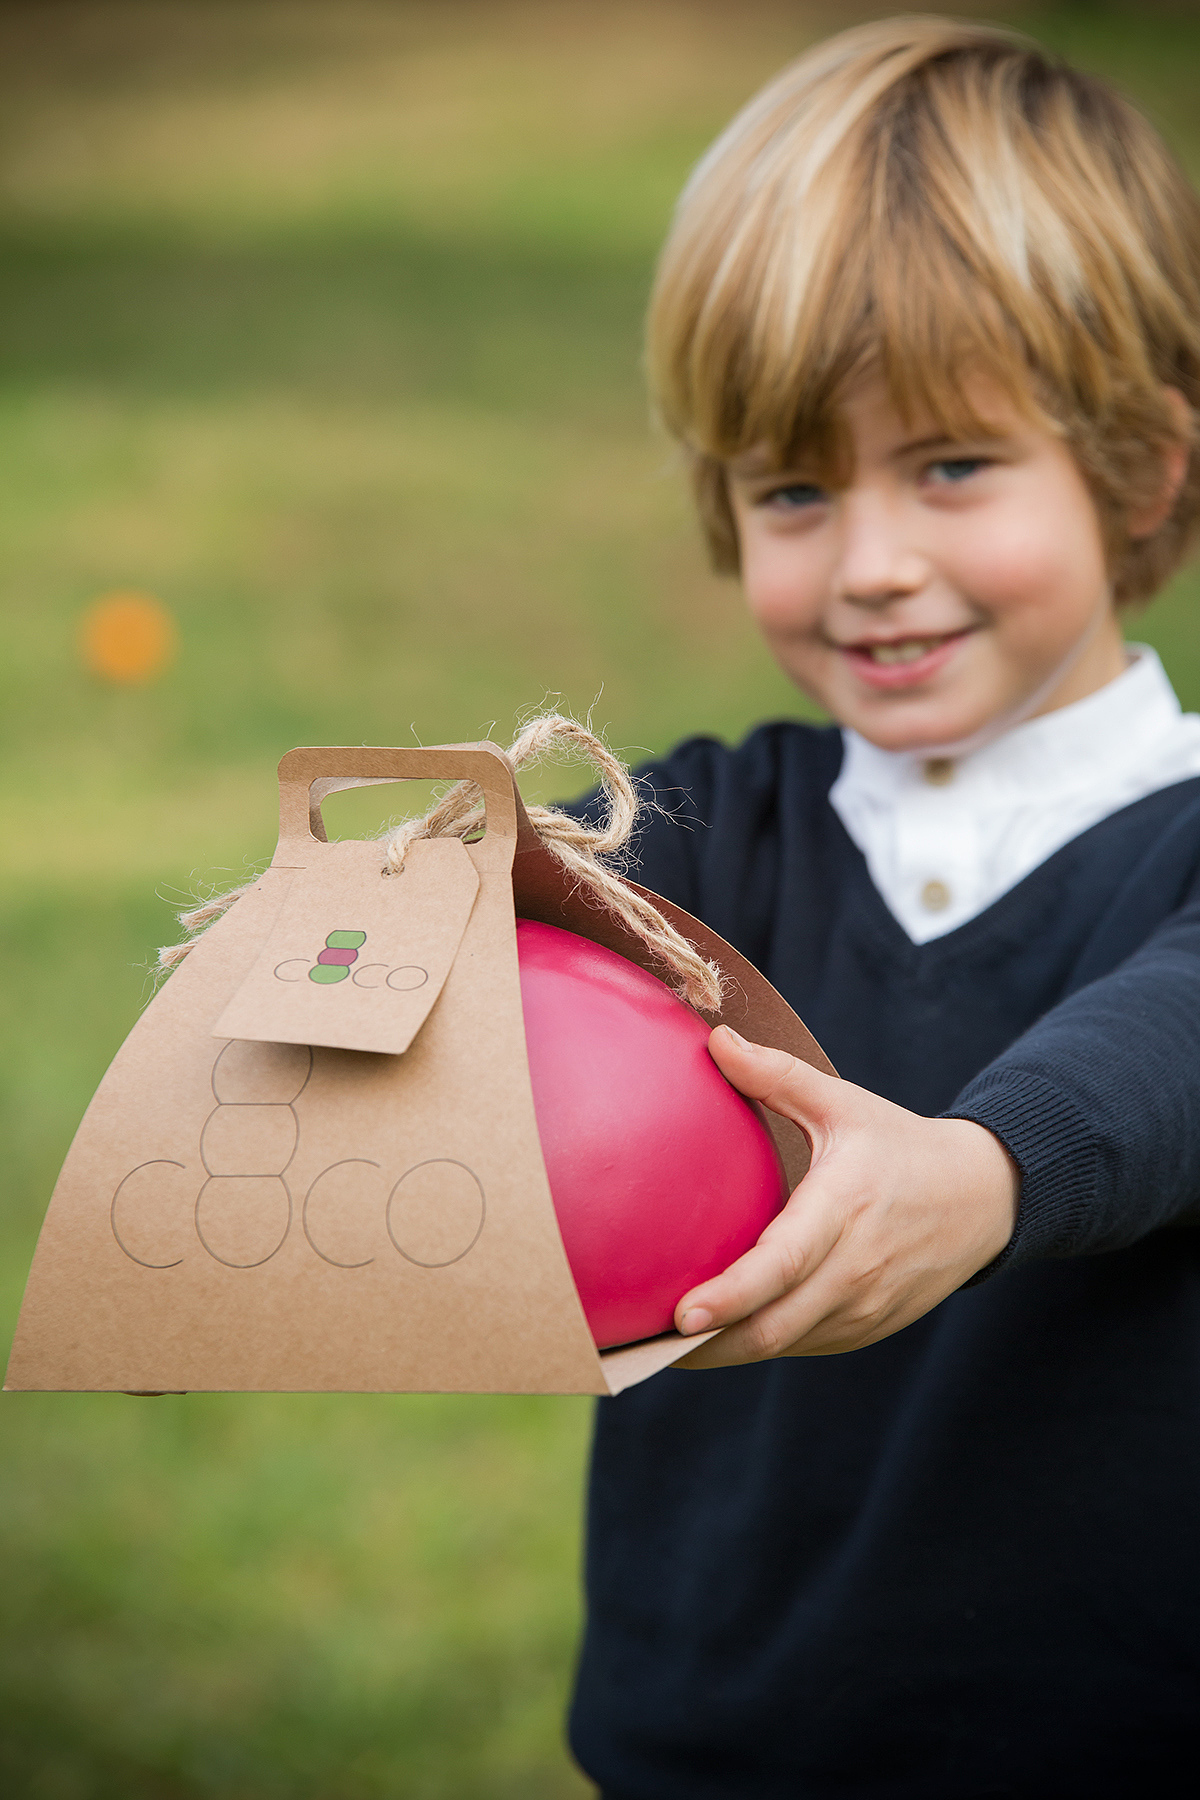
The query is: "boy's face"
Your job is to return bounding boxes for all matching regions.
[726,375,1129,752]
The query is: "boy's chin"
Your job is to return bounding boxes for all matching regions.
[795,664,1018,757]
[842,698,1000,758]
[803,661,994,756]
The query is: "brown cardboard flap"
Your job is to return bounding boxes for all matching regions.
[598,1327,722,1396]
[214,839,479,1055]
[509,788,836,1192]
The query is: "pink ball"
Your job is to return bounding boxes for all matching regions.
[516,919,788,1349]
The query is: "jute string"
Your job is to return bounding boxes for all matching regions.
[158,715,725,1012]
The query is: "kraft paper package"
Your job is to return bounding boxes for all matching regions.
[6,743,834,1398]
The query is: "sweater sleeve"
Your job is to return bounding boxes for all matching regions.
[945,888,1200,1274]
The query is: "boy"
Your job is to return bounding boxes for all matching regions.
[567,18,1200,1797]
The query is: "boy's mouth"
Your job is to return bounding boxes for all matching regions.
[840,631,972,689]
[864,637,944,664]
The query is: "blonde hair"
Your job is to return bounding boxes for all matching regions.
[648,15,1200,604]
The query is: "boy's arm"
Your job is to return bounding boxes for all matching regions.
[679,894,1200,1365]
[941,898,1200,1268]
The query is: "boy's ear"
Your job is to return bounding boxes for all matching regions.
[1127,387,1193,540]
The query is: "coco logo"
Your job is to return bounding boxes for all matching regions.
[274,930,429,993]
[308,928,365,984]
[110,1040,484,1273]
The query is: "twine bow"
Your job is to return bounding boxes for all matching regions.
[159,715,724,1012]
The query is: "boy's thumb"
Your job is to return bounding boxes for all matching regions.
[708,1024,839,1129]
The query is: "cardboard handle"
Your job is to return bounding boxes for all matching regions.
[276,743,519,873]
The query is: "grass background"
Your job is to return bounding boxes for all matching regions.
[3,3,1200,1794]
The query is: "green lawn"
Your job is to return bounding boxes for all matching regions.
[3,3,1200,1794]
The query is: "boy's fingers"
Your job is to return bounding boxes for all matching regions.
[675,1197,841,1337]
[678,1256,850,1367]
[676,1030,855,1337]
[709,1026,841,1130]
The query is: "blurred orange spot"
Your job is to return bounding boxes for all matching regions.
[80,591,178,684]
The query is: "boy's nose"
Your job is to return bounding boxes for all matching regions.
[834,497,927,607]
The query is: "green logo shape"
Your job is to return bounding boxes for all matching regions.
[326,930,367,950]
[309,963,350,984]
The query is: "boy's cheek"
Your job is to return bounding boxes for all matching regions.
[740,546,826,638]
[963,493,1108,621]
[744,597,827,683]
[978,551,1108,656]
[748,616,835,709]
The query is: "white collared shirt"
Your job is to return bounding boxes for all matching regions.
[828,646,1200,943]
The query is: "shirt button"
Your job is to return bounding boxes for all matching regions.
[923,757,954,786]
[921,879,952,912]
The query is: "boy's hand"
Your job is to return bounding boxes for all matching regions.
[675,1027,1019,1366]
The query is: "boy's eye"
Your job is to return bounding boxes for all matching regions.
[926,457,988,485]
[760,481,826,510]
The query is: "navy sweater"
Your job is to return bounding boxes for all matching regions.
[567,722,1200,1800]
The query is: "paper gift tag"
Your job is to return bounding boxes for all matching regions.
[214,837,479,1054]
